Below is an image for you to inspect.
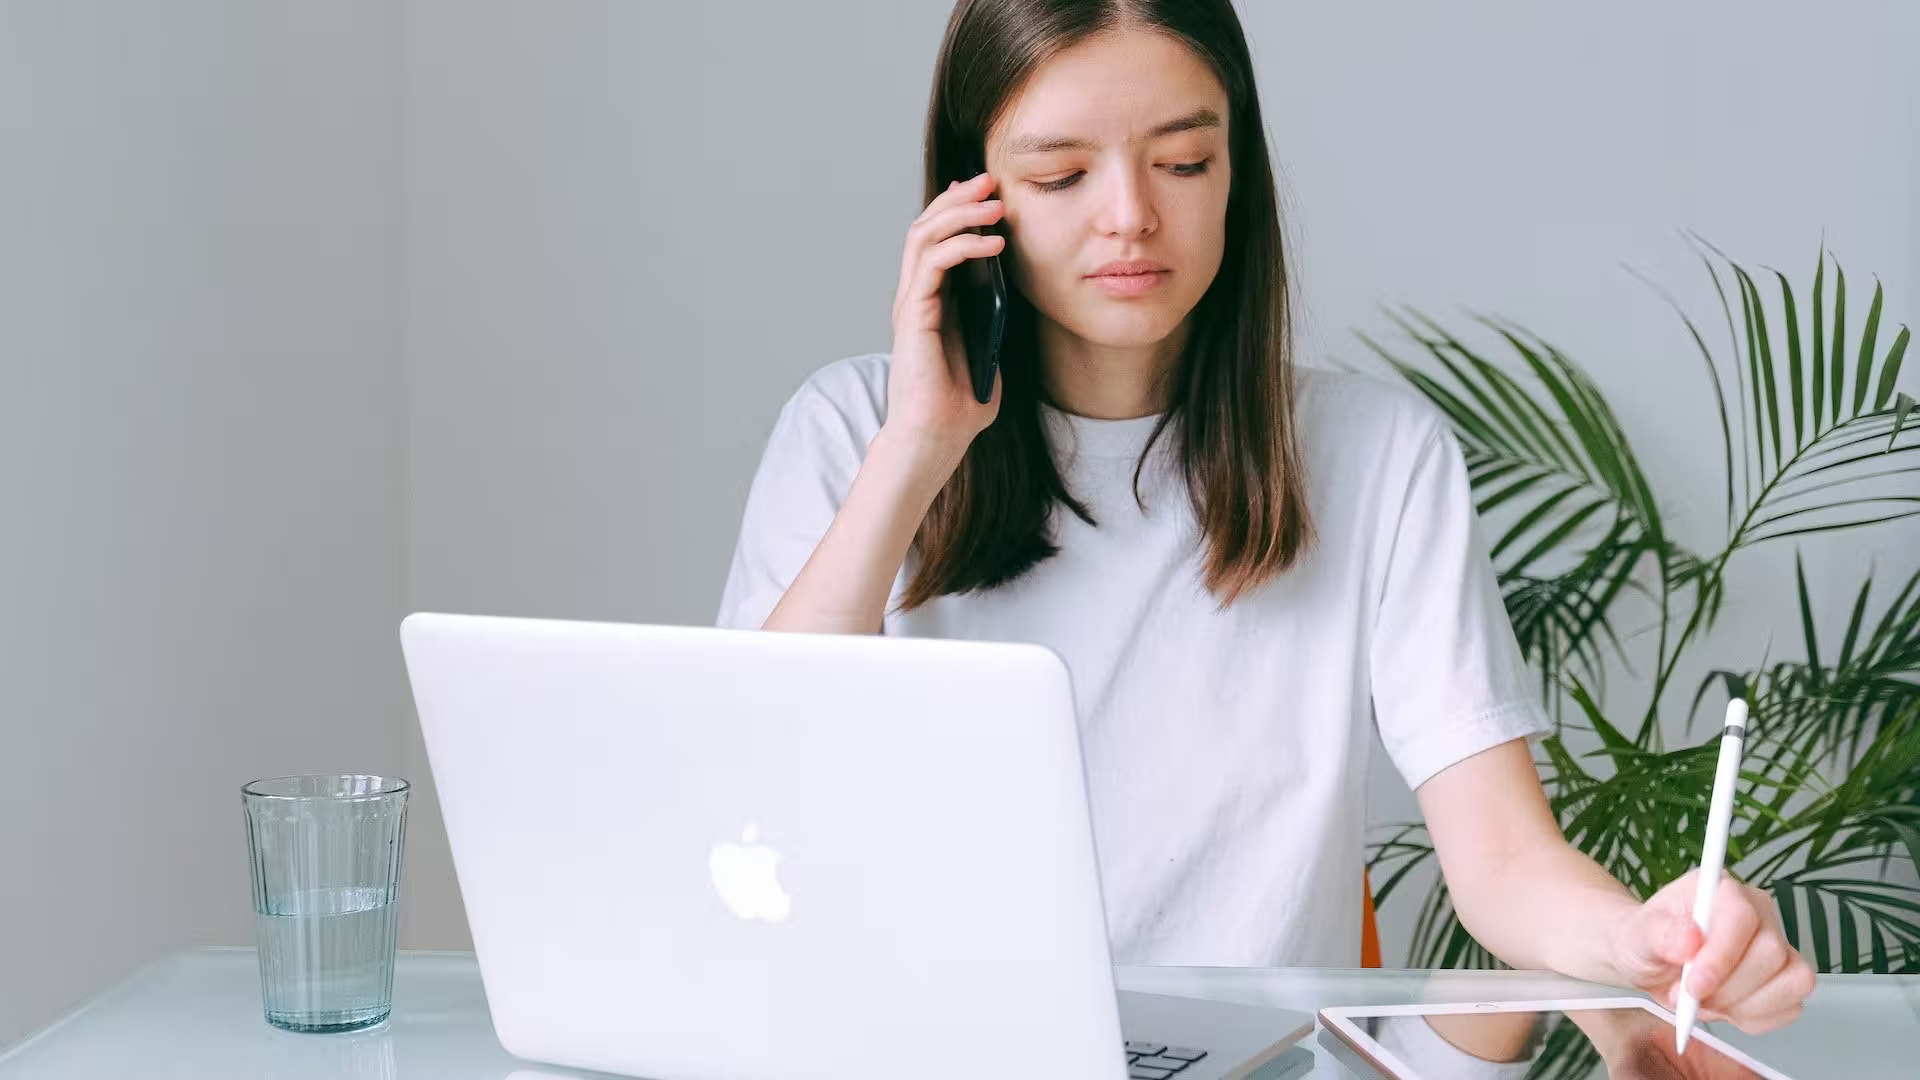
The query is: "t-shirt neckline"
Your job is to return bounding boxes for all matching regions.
[1040,402,1171,459]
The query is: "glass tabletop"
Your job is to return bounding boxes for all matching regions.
[1,948,1913,1079]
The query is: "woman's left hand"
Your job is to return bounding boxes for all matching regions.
[1607,870,1817,1034]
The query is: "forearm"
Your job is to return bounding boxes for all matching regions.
[1447,836,1641,985]
[1421,741,1810,1024]
[762,429,959,635]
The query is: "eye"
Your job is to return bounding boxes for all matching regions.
[1029,157,1211,192]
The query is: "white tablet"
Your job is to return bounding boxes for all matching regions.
[1317,998,1798,1080]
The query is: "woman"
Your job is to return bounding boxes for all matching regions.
[718,0,1813,1037]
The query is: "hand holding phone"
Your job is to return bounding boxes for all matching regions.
[881,168,1005,464]
[948,155,1008,405]
[958,241,1007,404]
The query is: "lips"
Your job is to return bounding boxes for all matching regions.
[1087,259,1170,298]
[1088,259,1170,278]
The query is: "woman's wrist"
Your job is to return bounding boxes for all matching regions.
[1571,885,1651,987]
[761,431,952,635]
[867,424,969,503]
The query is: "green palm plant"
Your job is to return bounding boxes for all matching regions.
[1362,236,1919,994]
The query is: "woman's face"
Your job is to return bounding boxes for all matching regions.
[986,29,1232,353]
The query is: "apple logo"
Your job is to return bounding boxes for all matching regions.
[709,824,793,922]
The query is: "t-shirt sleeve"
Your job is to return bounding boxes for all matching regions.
[1370,422,1553,790]
[715,377,871,630]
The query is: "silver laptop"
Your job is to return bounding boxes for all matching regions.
[400,613,1314,1080]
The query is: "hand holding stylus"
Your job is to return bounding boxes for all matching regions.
[1602,698,1814,1043]
[1674,698,1749,1052]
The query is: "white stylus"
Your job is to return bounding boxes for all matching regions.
[1674,696,1748,1054]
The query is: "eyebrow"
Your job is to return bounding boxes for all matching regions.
[1002,106,1222,156]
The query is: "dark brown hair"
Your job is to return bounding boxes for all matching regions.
[901,0,1312,610]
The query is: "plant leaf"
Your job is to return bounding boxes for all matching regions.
[1734,266,1785,472]
[1812,246,1827,435]
[1855,279,1885,414]
[1805,887,1833,970]
[1509,500,1610,579]
[1835,572,1875,675]
[1778,270,1806,448]
[1832,260,1849,428]
[1875,329,1910,411]
[1774,882,1800,955]
[1698,244,1756,509]
[1892,817,1920,879]
[1796,556,1823,692]
[1748,507,1920,545]
[1479,470,1560,517]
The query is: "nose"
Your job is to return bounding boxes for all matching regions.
[1093,163,1157,240]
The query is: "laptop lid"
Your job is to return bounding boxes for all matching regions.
[401,613,1128,1080]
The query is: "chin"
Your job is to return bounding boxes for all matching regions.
[1065,305,1188,349]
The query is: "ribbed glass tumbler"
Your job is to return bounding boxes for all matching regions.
[242,774,410,1033]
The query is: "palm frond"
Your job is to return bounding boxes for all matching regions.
[1741,564,1920,784]
[1770,873,1920,974]
[1686,237,1919,550]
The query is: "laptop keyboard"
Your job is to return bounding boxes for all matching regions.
[1124,1041,1208,1079]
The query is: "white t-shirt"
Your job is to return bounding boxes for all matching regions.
[716,354,1551,967]
[1371,1016,1537,1080]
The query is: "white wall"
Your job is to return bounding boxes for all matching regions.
[0,1,407,1044]
[399,0,1919,954]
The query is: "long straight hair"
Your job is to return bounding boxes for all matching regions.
[901,0,1312,611]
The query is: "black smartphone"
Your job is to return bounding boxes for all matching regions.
[948,156,1007,405]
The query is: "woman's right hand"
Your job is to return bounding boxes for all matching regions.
[760,173,1006,635]
[883,170,1007,471]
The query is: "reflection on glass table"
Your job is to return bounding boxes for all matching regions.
[2,951,1914,1079]
[1331,1002,1789,1079]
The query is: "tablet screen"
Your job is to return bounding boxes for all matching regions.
[1351,1007,1769,1079]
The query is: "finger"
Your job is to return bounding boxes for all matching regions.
[909,199,1005,254]
[1651,909,1705,970]
[1619,904,1700,999]
[898,187,977,310]
[1638,870,1703,966]
[1684,878,1763,1002]
[894,199,1005,312]
[1723,954,1815,1033]
[1704,925,1790,1013]
[900,232,1007,352]
[913,171,997,225]
[900,175,996,300]
[895,232,1008,348]
[1753,884,1790,937]
[903,231,1007,312]
[1728,1000,1804,1037]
